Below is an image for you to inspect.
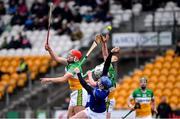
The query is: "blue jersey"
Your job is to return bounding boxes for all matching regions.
[88,88,109,113]
[77,52,113,113]
[85,94,90,108]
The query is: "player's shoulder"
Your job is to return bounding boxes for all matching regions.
[95,88,108,93]
[146,88,153,93]
[67,61,81,69]
[72,61,81,65]
[94,88,109,97]
[133,88,141,93]
[96,89,109,94]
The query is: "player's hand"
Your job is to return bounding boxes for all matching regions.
[85,77,90,83]
[111,47,120,62]
[95,34,102,44]
[111,56,119,62]
[134,102,141,109]
[101,34,110,43]
[111,47,120,53]
[45,43,51,51]
[153,108,158,114]
[87,70,92,77]
[40,78,51,84]
[74,68,80,73]
[129,104,135,110]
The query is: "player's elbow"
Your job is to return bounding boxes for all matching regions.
[58,58,68,65]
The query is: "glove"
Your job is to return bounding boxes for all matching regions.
[134,102,141,109]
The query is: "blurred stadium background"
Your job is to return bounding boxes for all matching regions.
[0,0,179,118]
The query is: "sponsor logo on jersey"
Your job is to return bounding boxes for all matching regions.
[136,97,151,103]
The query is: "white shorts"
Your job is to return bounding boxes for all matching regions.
[136,115,152,119]
[69,88,88,107]
[85,107,106,119]
[106,98,115,113]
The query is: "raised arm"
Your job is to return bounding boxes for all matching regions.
[74,68,93,94]
[41,72,72,84]
[82,68,95,78]
[77,73,93,94]
[102,47,120,76]
[45,43,68,65]
[86,71,97,87]
[101,34,109,60]
[102,51,113,76]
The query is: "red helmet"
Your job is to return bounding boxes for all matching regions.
[70,49,82,60]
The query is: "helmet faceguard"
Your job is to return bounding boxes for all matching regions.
[99,76,112,90]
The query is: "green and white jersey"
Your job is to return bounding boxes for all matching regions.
[108,64,116,87]
[65,57,87,77]
[65,61,83,78]
[65,57,87,90]
[107,64,117,99]
[130,88,154,117]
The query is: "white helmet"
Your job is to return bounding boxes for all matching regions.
[94,64,104,78]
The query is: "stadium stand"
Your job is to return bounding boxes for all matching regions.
[0,22,105,101]
[0,55,51,98]
[144,1,180,27]
[111,3,142,28]
[0,0,180,118]
[114,49,180,110]
[0,0,107,107]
